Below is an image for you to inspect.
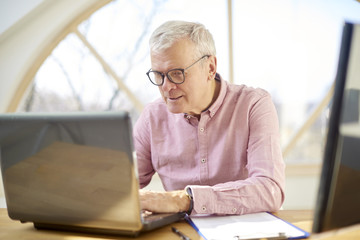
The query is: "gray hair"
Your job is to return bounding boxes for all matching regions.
[149,20,216,58]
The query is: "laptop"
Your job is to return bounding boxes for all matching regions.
[0,111,185,236]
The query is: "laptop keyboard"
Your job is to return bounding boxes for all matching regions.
[141,211,179,223]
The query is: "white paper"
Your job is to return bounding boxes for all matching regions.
[189,212,308,240]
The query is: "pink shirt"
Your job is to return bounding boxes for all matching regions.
[133,74,285,215]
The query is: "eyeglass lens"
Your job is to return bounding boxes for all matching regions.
[148,69,184,85]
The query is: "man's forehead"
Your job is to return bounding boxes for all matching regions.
[150,42,197,69]
[150,52,182,71]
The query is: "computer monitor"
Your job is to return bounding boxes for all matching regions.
[312,22,360,233]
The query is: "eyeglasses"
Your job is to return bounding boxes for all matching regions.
[146,55,210,86]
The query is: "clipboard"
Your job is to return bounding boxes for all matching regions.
[185,212,310,240]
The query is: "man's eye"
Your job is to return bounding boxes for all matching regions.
[170,70,182,77]
[154,72,162,78]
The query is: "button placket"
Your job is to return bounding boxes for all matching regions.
[198,126,206,164]
[198,117,209,184]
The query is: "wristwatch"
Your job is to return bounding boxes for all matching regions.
[185,187,193,214]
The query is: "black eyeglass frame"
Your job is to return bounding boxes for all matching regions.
[146,55,210,86]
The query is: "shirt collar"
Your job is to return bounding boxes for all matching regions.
[183,73,227,120]
[206,73,226,118]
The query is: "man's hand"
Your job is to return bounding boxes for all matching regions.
[139,189,190,213]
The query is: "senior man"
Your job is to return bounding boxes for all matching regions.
[134,20,285,215]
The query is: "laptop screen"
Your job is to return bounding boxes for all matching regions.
[0,111,143,232]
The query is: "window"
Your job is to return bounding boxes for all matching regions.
[18,0,360,164]
[20,0,228,125]
[232,0,360,163]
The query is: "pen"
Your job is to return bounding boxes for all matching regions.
[233,232,287,240]
[171,226,191,240]
[235,237,287,240]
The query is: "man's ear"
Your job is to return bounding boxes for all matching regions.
[208,55,217,80]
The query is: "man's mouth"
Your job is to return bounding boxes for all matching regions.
[168,96,182,101]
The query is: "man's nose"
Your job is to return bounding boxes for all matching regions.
[161,75,176,91]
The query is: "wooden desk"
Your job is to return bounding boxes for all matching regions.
[0,208,199,240]
[0,208,359,239]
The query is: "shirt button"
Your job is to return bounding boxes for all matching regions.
[201,158,206,163]
[199,128,204,132]
[202,206,207,212]
[232,208,237,213]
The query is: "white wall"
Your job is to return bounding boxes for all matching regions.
[285,175,320,210]
[0,0,45,36]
